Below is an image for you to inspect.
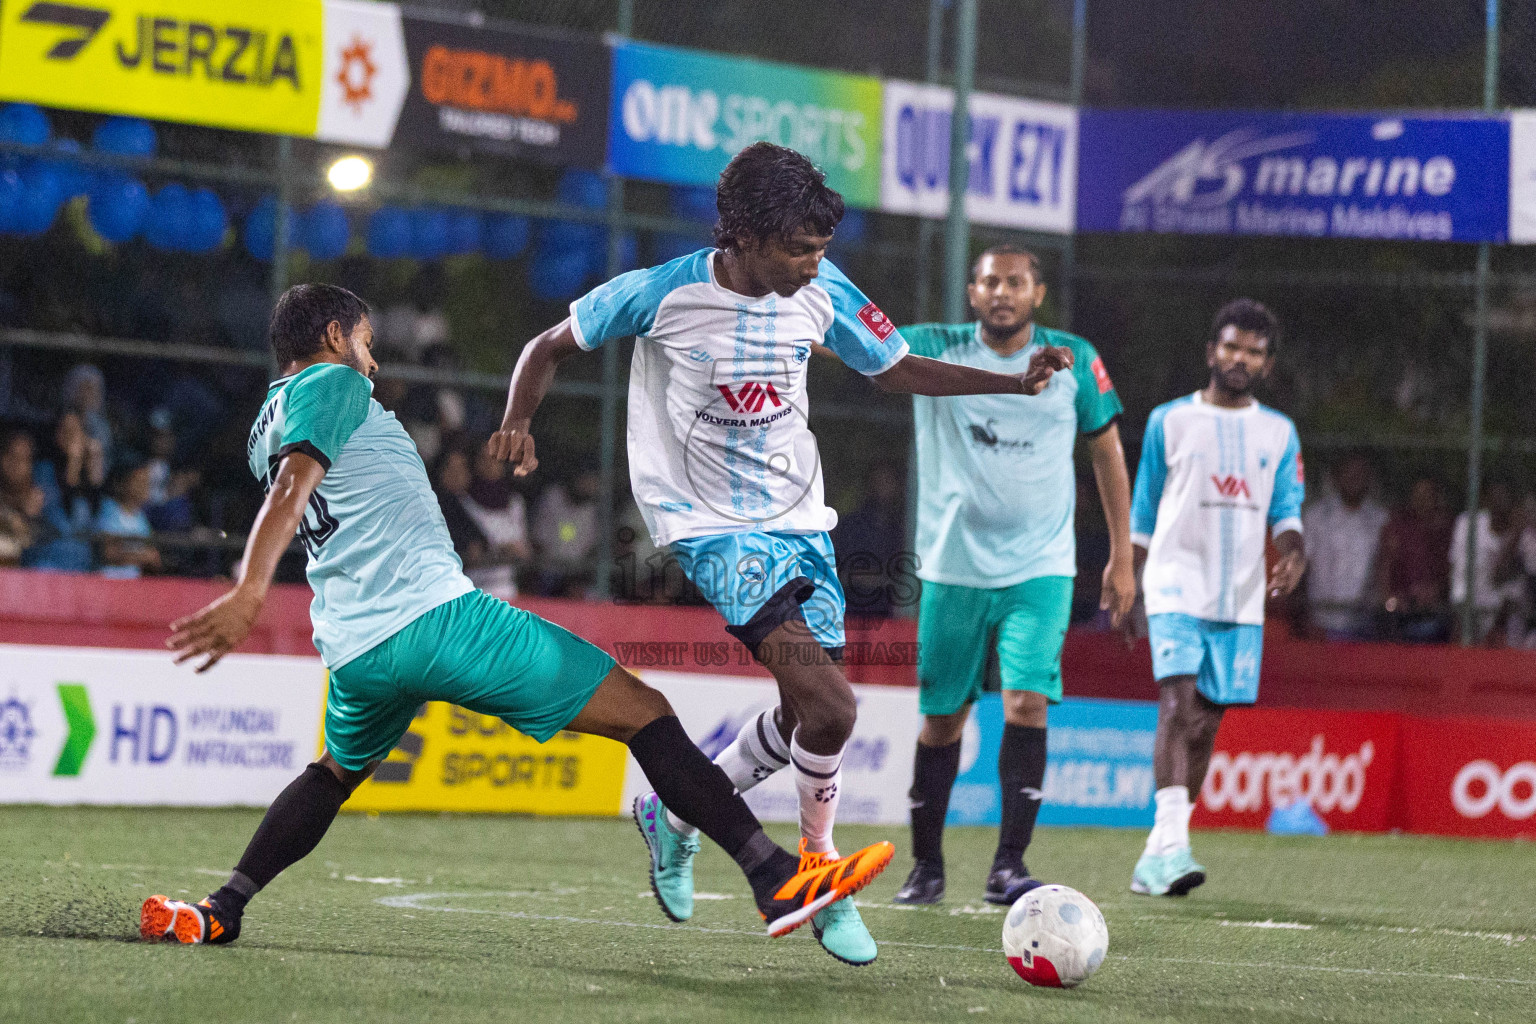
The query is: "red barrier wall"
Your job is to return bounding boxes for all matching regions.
[3,568,1536,719]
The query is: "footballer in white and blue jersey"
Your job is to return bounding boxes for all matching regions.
[494,143,1073,964]
[1128,299,1308,900]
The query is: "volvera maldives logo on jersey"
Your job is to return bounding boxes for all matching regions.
[717,381,782,413]
[1211,474,1251,499]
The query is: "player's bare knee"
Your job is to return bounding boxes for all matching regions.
[317,751,372,794]
[1003,690,1049,728]
[920,711,967,747]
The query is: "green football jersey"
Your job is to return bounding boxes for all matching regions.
[247,362,472,668]
[906,322,1123,588]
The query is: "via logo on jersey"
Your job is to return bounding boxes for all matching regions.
[1211,474,1252,499]
[967,418,1034,454]
[717,381,782,414]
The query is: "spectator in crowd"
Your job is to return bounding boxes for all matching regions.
[62,363,113,472]
[531,468,600,597]
[144,407,200,533]
[96,455,161,579]
[832,461,908,618]
[1303,453,1389,640]
[1449,478,1523,644]
[433,445,491,564]
[27,411,102,572]
[460,446,532,600]
[1376,476,1453,642]
[0,427,44,566]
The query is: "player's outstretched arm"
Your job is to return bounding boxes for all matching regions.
[871,346,1073,397]
[489,318,584,477]
[166,452,326,673]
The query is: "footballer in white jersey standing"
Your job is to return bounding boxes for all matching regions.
[491,142,1073,964]
[1128,298,1307,897]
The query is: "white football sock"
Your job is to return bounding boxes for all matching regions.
[1148,785,1191,855]
[790,733,843,855]
[665,708,789,836]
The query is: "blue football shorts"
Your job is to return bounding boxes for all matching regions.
[1147,612,1264,706]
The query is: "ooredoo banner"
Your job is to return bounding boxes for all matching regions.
[880,80,1077,234]
[391,12,610,166]
[0,643,324,805]
[1078,108,1509,243]
[1192,708,1401,832]
[1398,715,1536,840]
[607,41,884,208]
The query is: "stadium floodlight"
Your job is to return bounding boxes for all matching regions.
[327,155,372,192]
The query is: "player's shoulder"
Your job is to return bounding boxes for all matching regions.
[616,248,715,303]
[899,321,974,358]
[283,361,371,401]
[1033,325,1099,360]
[1255,402,1300,437]
[1148,392,1199,426]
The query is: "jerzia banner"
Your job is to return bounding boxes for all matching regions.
[1078,108,1510,243]
[392,13,609,166]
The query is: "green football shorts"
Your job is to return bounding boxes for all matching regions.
[324,589,617,771]
[916,575,1074,716]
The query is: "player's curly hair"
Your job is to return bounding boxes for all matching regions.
[713,142,845,250]
[269,283,371,367]
[1210,297,1280,355]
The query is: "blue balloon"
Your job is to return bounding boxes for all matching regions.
[483,214,531,260]
[652,232,706,265]
[244,196,299,260]
[92,117,157,158]
[145,182,193,251]
[43,138,92,199]
[86,173,150,243]
[11,161,63,236]
[446,209,482,256]
[185,187,227,253]
[0,169,23,233]
[668,184,716,223]
[556,168,609,210]
[0,103,50,147]
[303,200,350,261]
[367,206,410,259]
[410,207,450,261]
[538,218,603,263]
[528,249,592,302]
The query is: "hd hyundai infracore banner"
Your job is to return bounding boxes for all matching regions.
[1078,108,1510,243]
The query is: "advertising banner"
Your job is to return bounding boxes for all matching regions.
[1508,110,1536,243]
[345,700,629,815]
[620,670,918,825]
[1191,708,1401,833]
[1398,715,1536,840]
[880,80,1077,234]
[0,644,324,806]
[0,0,324,136]
[1078,108,1509,243]
[390,12,609,165]
[949,696,1157,829]
[607,41,883,208]
[314,0,409,148]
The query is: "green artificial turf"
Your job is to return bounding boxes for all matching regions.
[1,807,1531,1023]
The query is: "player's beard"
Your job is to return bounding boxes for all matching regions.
[981,307,1032,342]
[1214,364,1256,396]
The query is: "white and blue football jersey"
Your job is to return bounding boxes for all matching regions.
[570,249,909,546]
[1130,392,1304,625]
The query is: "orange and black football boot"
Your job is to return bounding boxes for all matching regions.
[755,840,894,937]
[139,895,240,945]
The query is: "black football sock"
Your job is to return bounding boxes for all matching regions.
[995,725,1048,871]
[629,715,796,898]
[218,761,351,911]
[909,738,962,869]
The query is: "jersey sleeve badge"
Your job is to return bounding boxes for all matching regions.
[856,302,897,343]
[1090,356,1114,394]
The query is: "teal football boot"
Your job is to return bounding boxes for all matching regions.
[1130,848,1206,897]
[633,792,699,922]
[802,840,878,965]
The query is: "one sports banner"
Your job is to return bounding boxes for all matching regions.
[1078,108,1510,243]
[314,0,409,148]
[1397,714,1536,840]
[880,80,1077,234]
[949,695,1157,829]
[1507,110,1536,243]
[607,40,884,209]
[0,0,325,136]
[0,643,325,806]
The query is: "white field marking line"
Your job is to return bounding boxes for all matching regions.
[1121,954,1536,988]
[635,891,736,901]
[1127,910,1531,946]
[377,892,999,954]
[1219,919,1314,930]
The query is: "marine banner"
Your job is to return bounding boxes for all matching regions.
[0,644,325,806]
[607,40,884,208]
[387,13,609,165]
[345,700,629,815]
[880,80,1077,233]
[1078,108,1509,243]
[0,0,324,135]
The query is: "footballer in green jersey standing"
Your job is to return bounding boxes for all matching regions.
[892,246,1137,906]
